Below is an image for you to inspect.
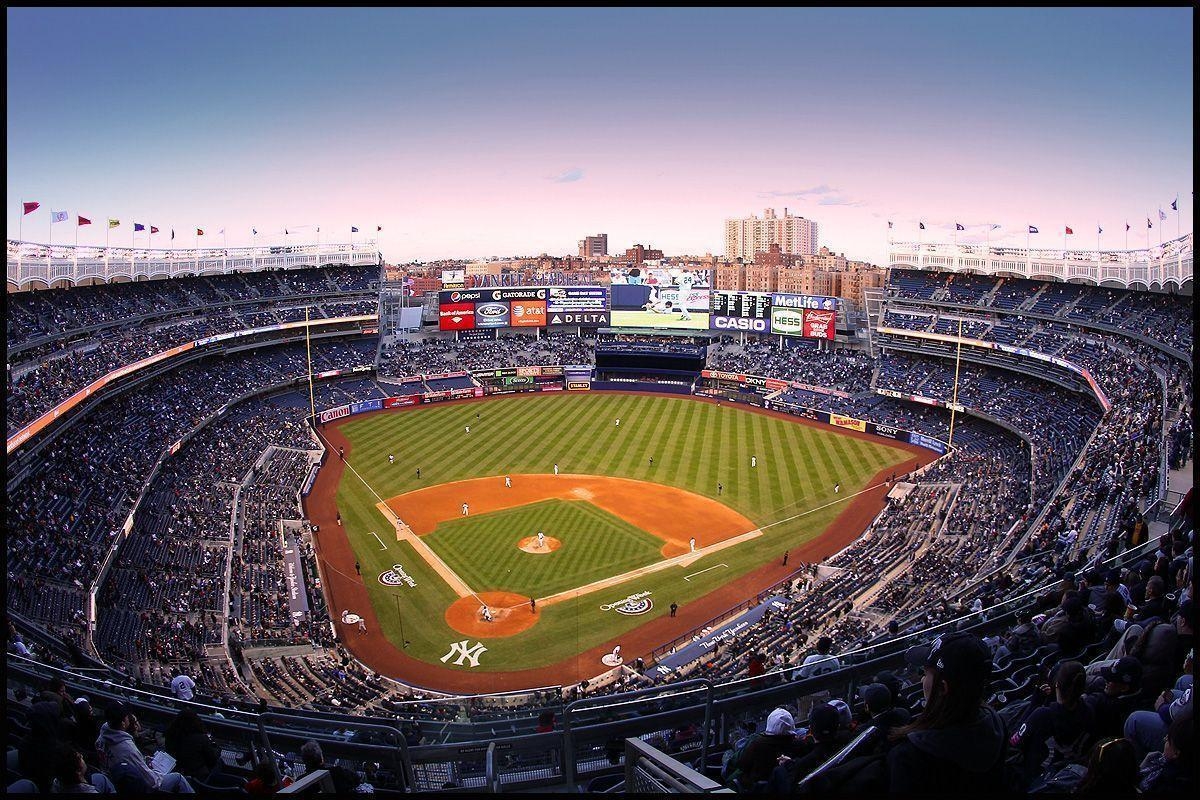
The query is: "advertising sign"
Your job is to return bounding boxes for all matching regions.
[770,306,806,336]
[547,286,608,312]
[458,328,496,342]
[869,422,904,440]
[711,315,769,332]
[440,269,465,289]
[384,395,421,408]
[802,308,837,339]
[909,431,948,454]
[439,302,476,331]
[510,300,546,327]
[566,380,591,391]
[829,413,867,432]
[710,290,771,326]
[474,301,511,328]
[548,311,609,326]
[318,404,351,424]
[349,399,383,415]
[770,293,839,311]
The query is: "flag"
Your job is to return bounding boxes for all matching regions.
[23,201,40,215]
[1158,209,1166,221]
[1065,226,1073,235]
[376,225,382,232]
[284,228,289,235]
[1028,225,1038,234]
[919,222,925,230]
[1125,222,1130,232]
[1097,226,1102,235]
[109,219,120,228]
[171,229,175,240]
[1171,197,1178,211]
[1147,218,1152,229]
[990,224,1001,230]
[887,221,893,229]
[219,228,225,235]
[316,226,320,233]
[134,223,146,232]
[197,228,205,236]
[78,216,92,226]
[51,210,69,224]
[351,226,359,233]
[955,223,965,231]
[150,226,159,234]
[252,228,257,235]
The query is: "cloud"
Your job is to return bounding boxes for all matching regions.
[759,184,867,207]
[548,167,584,183]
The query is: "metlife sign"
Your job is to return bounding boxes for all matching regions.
[770,293,839,311]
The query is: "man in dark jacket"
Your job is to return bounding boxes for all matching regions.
[1083,656,1143,739]
[299,740,362,794]
[728,707,803,790]
[887,632,1009,794]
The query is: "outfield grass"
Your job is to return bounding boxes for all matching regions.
[334,393,913,672]
[426,499,664,597]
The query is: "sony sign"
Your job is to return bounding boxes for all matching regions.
[712,315,768,332]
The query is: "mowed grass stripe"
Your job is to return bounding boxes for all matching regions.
[425,499,663,597]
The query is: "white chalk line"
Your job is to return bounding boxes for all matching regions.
[683,564,728,581]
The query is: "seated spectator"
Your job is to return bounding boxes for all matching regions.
[795,635,841,679]
[1137,707,1193,794]
[1124,684,1192,759]
[245,760,292,795]
[1037,736,1139,796]
[1135,576,1171,624]
[50,743,117,794]
[887,633,1007,794]
[1039,592,1095,656]
[70,698,101,762]
[1009,660,1094,789]
[163,709,221,782]
[18,699,68,791]
[95,702,194,793]
[724,707,802,791]
[535,710,555,733]
[768,702,851,792]
[1083,657,1144,740]
[299,740,362,794]
[1003,610,1042,660]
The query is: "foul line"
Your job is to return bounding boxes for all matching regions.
[683,564,728,581]
[376,501,475,599]
[369,531,388,551]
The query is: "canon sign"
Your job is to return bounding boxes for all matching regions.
[712,315,768,332]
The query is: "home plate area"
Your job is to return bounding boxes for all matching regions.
[444,591,538,638]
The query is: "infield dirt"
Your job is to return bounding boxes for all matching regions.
[304,392,933,692]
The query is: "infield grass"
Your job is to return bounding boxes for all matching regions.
[333,392,914,673]
[426,499,664,597]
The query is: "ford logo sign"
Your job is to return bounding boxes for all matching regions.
[477,303,507,317]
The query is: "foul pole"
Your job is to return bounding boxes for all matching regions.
[947,316,965,449]
[305,306,317,425]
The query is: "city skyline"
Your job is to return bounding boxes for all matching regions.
[6,7,1193,264]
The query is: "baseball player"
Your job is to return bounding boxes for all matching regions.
[537,531,546,548]
[751,455,757,468]
[833,482,840,494]
[689,537,697,552]
[389,454,395,465]
[615,418,620,427]
[553,463,559,476]
[462,502,469,516]
[504,475,512,488]
[480,605,492,622]
[465,425,471,434]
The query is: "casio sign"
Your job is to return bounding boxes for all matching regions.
[714,316,767,332]
[477,303,508,318]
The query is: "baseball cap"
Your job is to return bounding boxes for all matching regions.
[104,701,132,725]
[859,683,893,713]
[905,632,993,691]
[1100,656,1143,687]
[74,696,90,706]
[765,707,795,736]
[828,698,853,729]
[809,703,840,738]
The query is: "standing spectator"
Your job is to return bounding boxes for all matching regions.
[796,636,841,679]
[170,669,196,702]
[886,633,1006,794]
[164,709,222,782]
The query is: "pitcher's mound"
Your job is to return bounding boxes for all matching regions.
[445,591,539,638]
[517,536,561,554]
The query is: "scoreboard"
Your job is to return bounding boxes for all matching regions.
[709,291,771,332]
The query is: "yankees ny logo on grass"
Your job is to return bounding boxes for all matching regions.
[441,640,488,668]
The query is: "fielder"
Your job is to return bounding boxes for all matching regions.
[833,482,840,494]
[389,454,395,465]
[689,537,697,552]
[465,425,471,434]
[553,463,559,476]
[462,502,469,516]
[504,475,512,488]
[537,530,546,548]
[751,455,757,468]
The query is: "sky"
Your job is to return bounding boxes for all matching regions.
[6,7,1193,264]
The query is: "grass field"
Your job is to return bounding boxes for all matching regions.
[426,499,664,596]
[332,392,914,672]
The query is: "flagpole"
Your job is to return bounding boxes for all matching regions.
[1125,222,1128,252]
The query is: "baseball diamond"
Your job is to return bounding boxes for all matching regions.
[305,391,927,690]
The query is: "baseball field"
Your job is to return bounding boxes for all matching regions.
[306,392,929,691]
